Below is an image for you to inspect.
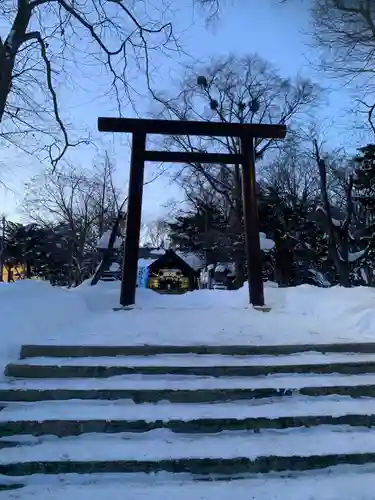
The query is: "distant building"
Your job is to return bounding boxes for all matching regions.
[144,249,199,293]
[96,242,202,293]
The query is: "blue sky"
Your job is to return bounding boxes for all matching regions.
[0,0,364,223]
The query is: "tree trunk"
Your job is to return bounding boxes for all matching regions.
[233,254,245,289]
[314,141,353,289]
[233,165,245,289]
[91,211,124,286]
[338,261,350,287]
[25,261,32,279]
[0,3,32,123]
[274,232,291,286]
[337,240,350,287]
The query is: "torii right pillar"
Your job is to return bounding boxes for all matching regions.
[241,135,264,307]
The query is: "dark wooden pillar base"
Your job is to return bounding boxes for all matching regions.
[120,133,146,307]
[241,136,265,307]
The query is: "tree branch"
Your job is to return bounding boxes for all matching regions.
[19,30,85,166]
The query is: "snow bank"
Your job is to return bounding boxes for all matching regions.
[0,280,87,377]
[96,230,122,249]
[3,280,375,376]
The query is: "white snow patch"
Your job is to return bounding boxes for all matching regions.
[214,264,227,273]
[2,372,375,391]
[349,249,366,262]
[109,263,120,272]
[8,467,375,500]
[3,426,375,463]
[0,280,86,379]
[14,351,375,367]
[175,251,203,270]
[96,231,122,249]
[332,217,343,227]
[137,258,156,268]
[1,395,375,422]
[259,232,275,251]
[149,249,165,256]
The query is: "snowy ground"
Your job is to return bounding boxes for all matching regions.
[2,279,375,374]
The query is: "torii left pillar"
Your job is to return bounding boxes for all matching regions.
[120,132,146,307]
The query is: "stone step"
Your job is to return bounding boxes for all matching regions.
[7,359,375,378]
[4,413,375,437]
[3,373,375,401]
[19,342,375,358]
[6,345,375,485]
[2,427,375,476]
[10,351,375,379]
[5,467,375,499]
[1,396,375,436]
[10,456,375,477]
[16,352,375,367]
[4,384,375,402]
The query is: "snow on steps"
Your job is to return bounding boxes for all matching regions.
[3,427,375,476]
[5,344,375,491]
[1,396,375,437]
[5,372,375,402]
[8,466,375,499]
[8,351,375,378]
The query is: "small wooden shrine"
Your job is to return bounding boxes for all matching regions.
[147,249,198,294]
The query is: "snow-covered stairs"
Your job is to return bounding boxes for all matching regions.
[5,344,375,495]
[8,344,375,378]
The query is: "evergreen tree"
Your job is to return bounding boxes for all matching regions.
[353,144,375,224]
[259,185,330,286]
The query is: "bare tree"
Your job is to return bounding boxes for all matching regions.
[0,0,218,163]
[90,162,167,285]
[143,218,169,248]
[262,136,320,201]
[90,199,126,286]
[314,139,375,286]
[311,0,375,132]
[92,151,121,238]
[153,54,320,285]
[24,159,121,284]
[155,55,319,208]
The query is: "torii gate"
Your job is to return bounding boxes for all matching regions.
[98,117,286,308]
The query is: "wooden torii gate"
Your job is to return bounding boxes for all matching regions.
[98,117,287,308]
